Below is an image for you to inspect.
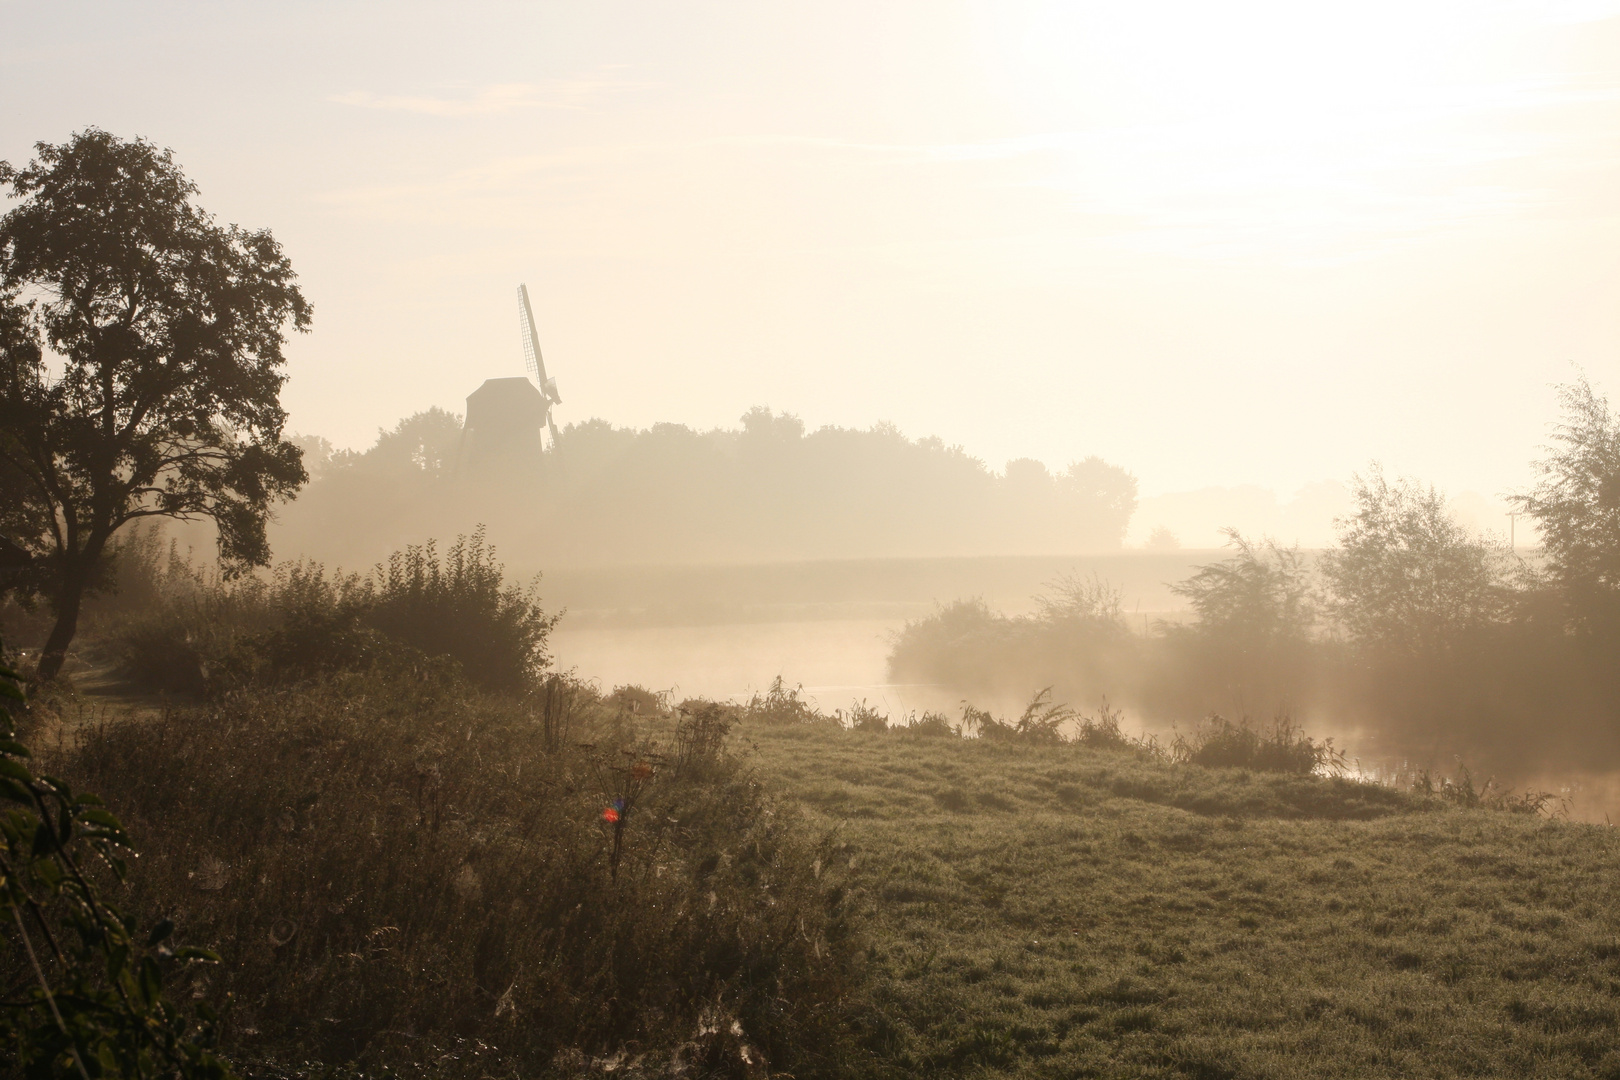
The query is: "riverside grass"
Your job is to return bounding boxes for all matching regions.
[743,720,1620,1080]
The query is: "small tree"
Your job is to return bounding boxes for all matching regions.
[1320,465,1507,654]
[1171,528,1315,645]
[0,130,309,679]
[1513,376,1620,636]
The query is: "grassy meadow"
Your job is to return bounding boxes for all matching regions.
[743,720,1620,1079]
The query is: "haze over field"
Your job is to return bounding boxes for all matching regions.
[13,10,1620,1076]
[6,1,1620,546]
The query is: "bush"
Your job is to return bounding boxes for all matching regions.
[1174,716,1344,775]
[366,529,557,694]
[1073,701,1133,752]
[103,529,557,696]
[899,711,957,738]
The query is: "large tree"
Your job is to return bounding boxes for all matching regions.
[0,129,310,679]
[1513,376,1620,636]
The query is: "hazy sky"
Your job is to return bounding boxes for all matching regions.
[5,1,1620,518]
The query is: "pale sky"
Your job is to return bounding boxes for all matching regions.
[5,1,1620,528]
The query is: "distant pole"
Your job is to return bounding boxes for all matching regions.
[1506,512,1518,552]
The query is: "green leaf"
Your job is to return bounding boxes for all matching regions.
[0,739,31,756]
[30,817,59,855]
[0,758,33,783]
[147,918,175,946]
[79,808,123,830]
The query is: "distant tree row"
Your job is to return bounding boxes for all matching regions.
[278,405,1139,568]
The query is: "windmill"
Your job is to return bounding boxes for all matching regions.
[518,283,561,444]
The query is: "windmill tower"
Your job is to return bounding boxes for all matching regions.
[457,284,563,475]
[518,283,562,445]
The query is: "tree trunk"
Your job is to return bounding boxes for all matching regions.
[36,570,85,682]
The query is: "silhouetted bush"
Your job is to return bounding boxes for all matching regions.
[365,529,556,694]
[102,529,556,696]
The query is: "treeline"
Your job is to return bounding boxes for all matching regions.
[276,406,1138,569]
[890,379,1620,782]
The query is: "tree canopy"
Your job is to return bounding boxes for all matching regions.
[1514,376,1620,636]
[275,407,1141,568]
[1319,466,1507,654]
[0,129,309,678]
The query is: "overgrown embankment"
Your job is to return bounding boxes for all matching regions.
[35,671,867,1079]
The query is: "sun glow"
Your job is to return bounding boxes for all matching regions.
[974,0,1620,258]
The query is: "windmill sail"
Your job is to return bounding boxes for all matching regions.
[517,284,560,403]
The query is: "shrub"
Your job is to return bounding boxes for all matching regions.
[366,529,557,694]
[742,676,834,726]
[962,689,1074,744]
[1174,716,1344,775]
[899,711,958,738]
[843,699,889,733]
[1320,466,1510,655]
[1411,764,1567,816]
[1074,700,1133,752]
[103,529,558,696]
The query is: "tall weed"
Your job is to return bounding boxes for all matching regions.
[51,669,866,1077]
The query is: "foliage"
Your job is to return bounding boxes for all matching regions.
[1071,700,1132,752]
[742,676,836,726]
[0,129,309,679]
[1319,465,1508,654]
[276,407,1140,569]
[842,700,890,734]
[1169,528,1314,643]
[1032,573,1127,634]
[1513,376,1620,635]
[969,689,1074,745]
[50,669,866,1078]
[0,641,236,1079]
[103,531,556,696]
[365,529,557,694]
[1408,763,1566,816]
[1171,714,1345,775]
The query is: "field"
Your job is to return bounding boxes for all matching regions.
[744,721,1620,1079]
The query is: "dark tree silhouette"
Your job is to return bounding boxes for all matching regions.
[0,130,309,679]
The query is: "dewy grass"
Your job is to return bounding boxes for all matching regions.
[744,718,1620,1079]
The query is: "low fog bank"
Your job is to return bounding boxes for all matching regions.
[1131,481,1523,550]
[541,551,1217,628]
[275,406,1138,571]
